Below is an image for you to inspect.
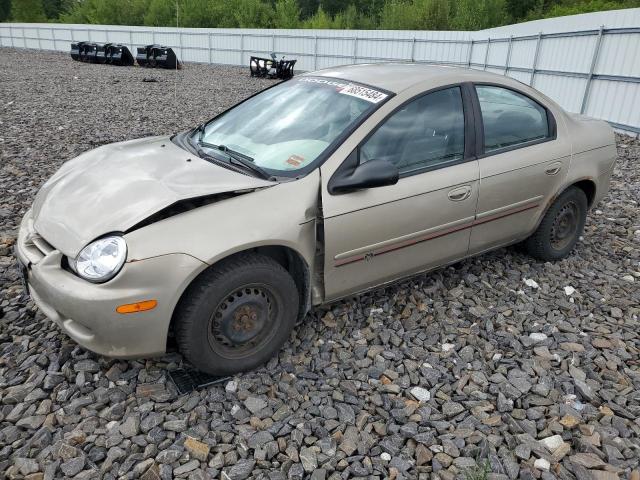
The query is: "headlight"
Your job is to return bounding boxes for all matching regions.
[72,236,127,282]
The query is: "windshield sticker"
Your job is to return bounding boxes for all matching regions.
[338,84,388,103]
[286,154,304,167]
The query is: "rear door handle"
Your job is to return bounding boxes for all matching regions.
[448,185,472,201]
[545,162,562,175]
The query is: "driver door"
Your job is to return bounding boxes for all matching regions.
[320,85,479,300]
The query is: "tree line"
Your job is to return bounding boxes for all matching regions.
[3,0,639,30]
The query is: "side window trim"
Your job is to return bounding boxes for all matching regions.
[328,83,478,194]
[470,82,557,159]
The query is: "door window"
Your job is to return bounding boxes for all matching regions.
[476,85,549,153]
[360,87,465,175]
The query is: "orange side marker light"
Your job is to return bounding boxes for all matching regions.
[116,300,158,314]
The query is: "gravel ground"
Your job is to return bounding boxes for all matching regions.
[1,48,639,480]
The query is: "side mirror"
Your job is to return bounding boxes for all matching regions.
[330,159,399,194]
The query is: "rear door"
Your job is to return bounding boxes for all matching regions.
[468,84,571,255]
[321,85,479,300]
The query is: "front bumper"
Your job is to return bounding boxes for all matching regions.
[16,210,206,358]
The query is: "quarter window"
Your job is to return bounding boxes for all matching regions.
[360,87,465,174]
[476,85,549,153]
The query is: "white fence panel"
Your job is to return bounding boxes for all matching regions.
[596,32,640,78]
[508,38,538,70]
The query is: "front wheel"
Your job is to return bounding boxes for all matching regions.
[523,186,588,261]
[174,254,299,375]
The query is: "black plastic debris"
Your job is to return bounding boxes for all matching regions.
[135,46,150,67]
[70,42,134,67]
[95,43,111,64]
[250,53,296,79]
[107,44,134,66]
[79,42,98,63]
[136,44,181,69]
[70,41,86,61]
[167,368,229,395]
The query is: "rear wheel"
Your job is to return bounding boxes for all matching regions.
[523,186,587,261]
[174,254,299,375]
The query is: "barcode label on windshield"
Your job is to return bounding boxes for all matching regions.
[338,84,388,103]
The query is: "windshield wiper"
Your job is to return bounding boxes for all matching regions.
[195,123,204,142]
[198,141,272,180]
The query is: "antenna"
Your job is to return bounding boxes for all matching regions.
[174,0,179,111]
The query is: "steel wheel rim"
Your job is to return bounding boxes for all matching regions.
[207,283,279,359]
[550,201,579,250]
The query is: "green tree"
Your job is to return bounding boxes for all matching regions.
[505,0,538,21]
[298,0,320,18]
[379,0,449,30]
[144,0,175,26]
[62,0,149,25]
[46,0,640,31]
[529,0,640,19]
[11,0,47,21]
[0,0,12,22]
[379,0,414,29]
[180,0,218,27]
[274,0,301,28]
[332,3,359,28]
[42,0,73,20]
[451,0,508,30]
[321,0,349,16]
[302,5,333,27]
[231,0,274,27]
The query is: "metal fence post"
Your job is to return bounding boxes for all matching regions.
[467,40,473,67]
[504,35,513,76]
[240,33,244,65]
[353,36,357,64]
[272,33,275,53]
[314,35,318,70]
[483,38,490,70]
[10,26,14,47]
[208,33,213,64]
[530,32,542,86]
[87,28,91,42]
[37,27,41,49]
[580,25,604,114]
[129,29,133,51]
[51,27,55,50]
[410,37,416,62]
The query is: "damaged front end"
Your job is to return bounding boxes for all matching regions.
[126,189,261,234]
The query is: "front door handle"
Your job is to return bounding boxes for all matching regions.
[448,185,472,201]
[545,162,562,176]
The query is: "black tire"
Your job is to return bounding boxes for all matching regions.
[524,186,588,261]
[174,253,299,375]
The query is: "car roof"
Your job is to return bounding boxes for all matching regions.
[305,63,512,94]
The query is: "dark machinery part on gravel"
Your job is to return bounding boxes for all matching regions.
[167,368,230,394]
[70,42,134,66]
[250,53,296,79]
[136,45,181,69]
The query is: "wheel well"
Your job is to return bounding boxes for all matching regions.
[572,179,597,208]
[253,246,311,319]
[167,246,311,348]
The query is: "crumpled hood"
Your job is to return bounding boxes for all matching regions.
[32,135,273,257]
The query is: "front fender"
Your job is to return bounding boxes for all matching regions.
[124,171,320,270]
